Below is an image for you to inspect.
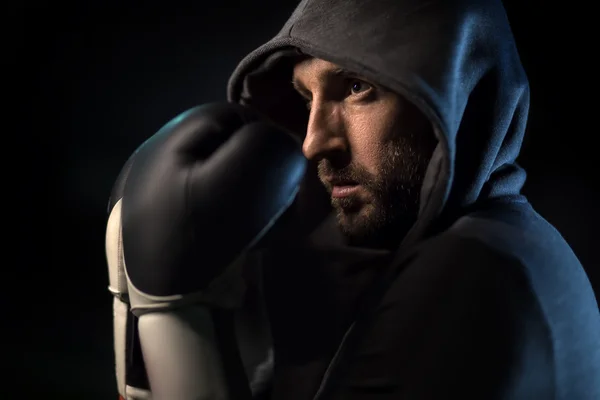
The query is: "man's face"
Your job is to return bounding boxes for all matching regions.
[292,57,436,248]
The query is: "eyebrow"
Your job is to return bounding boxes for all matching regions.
[291,67,363,97]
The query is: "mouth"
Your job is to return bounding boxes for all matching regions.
[331,184,360,198]
[324,177,360,198]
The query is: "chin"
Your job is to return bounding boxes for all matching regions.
[335,202,410,249]
[335,204,381,244]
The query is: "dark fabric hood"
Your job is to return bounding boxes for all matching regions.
[227,0,530,246]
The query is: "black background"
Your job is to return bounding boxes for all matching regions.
[10,0,598,398]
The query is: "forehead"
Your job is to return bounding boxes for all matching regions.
[292,57,364,92]
[293,57,340,77]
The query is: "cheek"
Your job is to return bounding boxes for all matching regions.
[345,105,400,174]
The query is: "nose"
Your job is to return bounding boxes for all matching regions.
[302,103,348,161]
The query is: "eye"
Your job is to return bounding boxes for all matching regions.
[349,80,371,95]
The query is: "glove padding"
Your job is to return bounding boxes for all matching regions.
[120,102,306,302]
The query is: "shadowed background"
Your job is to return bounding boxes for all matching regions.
[9,0,597,398]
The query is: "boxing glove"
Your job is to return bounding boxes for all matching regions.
[105,102,307,399]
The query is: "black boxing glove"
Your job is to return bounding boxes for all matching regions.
[105,102,306,399]
[123,102,306,299]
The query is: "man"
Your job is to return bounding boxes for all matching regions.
[106,0,600,399]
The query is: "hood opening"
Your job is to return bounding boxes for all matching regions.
[229,41,450,249]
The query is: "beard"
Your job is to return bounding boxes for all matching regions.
[317,135,431,249]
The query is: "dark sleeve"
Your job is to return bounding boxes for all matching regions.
[329,234,555,400]
[236,251,275,399]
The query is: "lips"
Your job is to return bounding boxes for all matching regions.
[323,177,360,198]
[331,184,359,198]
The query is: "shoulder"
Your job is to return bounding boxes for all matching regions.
[399,231,536,316]
[401,205,600,397]
[388,227,544,330]
[386,224,553,360]
[345,232,555,398]
[411,203,598,327]
[442,203,599,324]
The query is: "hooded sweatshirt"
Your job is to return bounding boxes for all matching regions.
[227,0,600,399]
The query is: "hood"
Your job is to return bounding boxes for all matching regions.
[227,0,530,248]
